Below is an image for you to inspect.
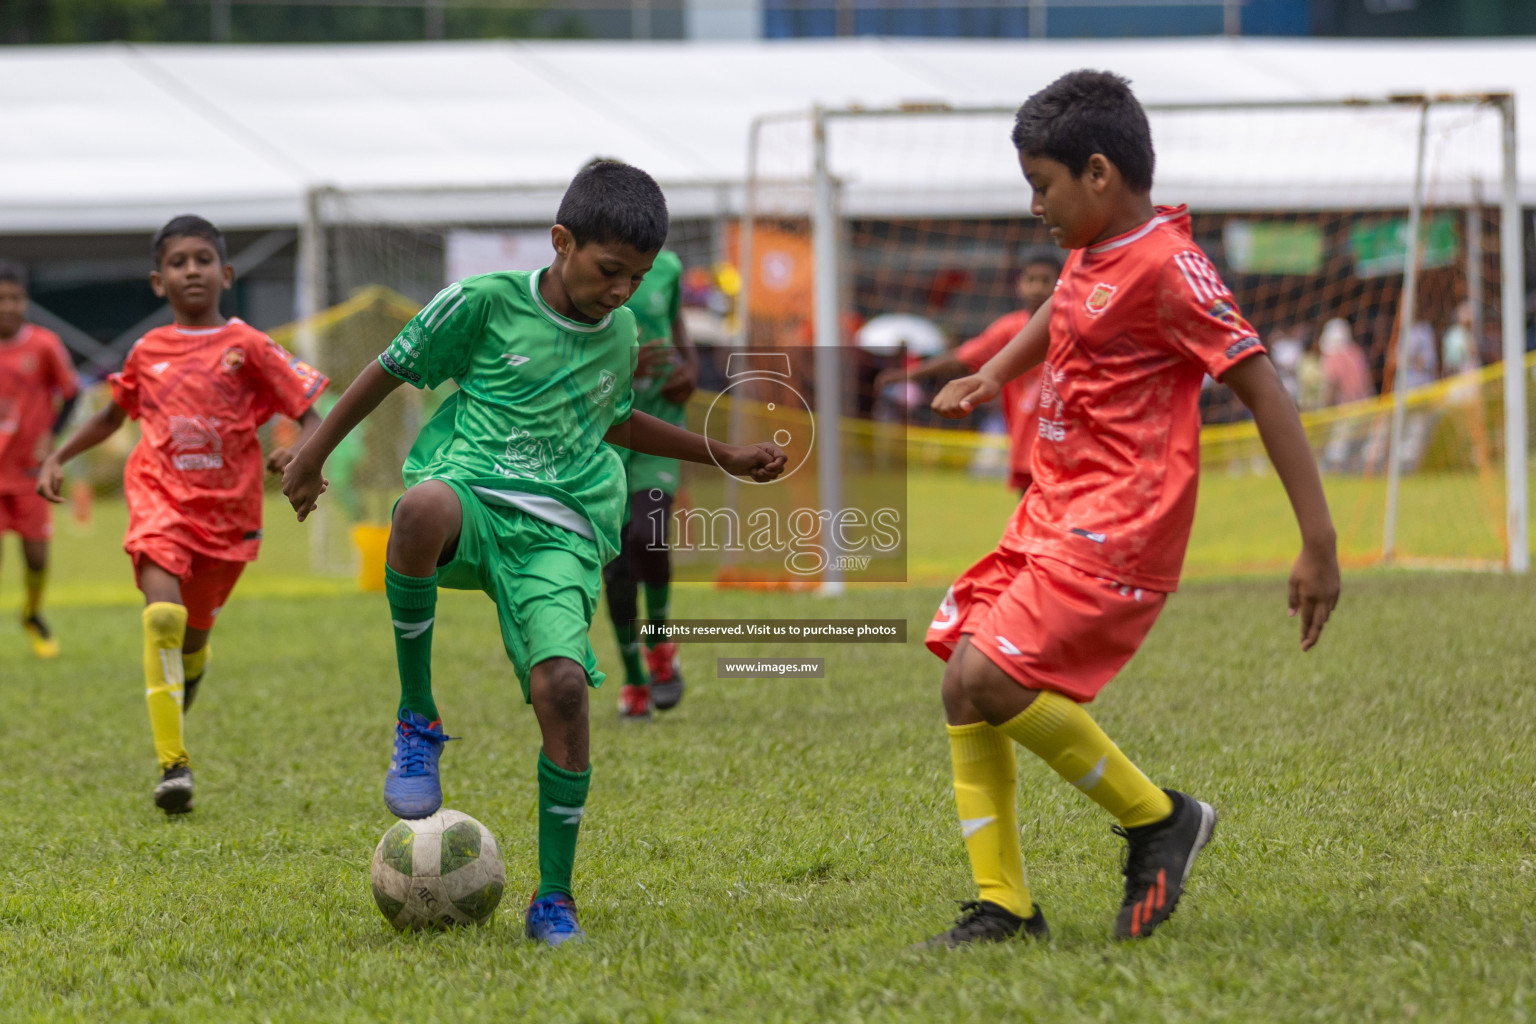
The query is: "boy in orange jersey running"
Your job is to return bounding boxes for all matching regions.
[0,262,79,658]
[39,216,328,815]
[920,71,1340,947]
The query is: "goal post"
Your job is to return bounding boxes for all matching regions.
[740,93,1528,576]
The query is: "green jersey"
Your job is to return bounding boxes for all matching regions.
[625,250,686,426]
[379,269,636,562]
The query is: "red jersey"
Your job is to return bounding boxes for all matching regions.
[955,309,1042,491]
[0,325,79,494]
[1003,206,1264,591]
[110,319,327,563]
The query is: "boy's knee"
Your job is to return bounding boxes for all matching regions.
[143,602,187,636]
[940,657,970,718]
[389,482,461,568]
[531,659,588,720]
[392,482,457,534]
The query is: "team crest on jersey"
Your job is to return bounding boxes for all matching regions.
[589,369,618,407]
[1084,283,1117,317]
[221,347,245,372]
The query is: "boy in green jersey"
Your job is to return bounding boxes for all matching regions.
[282,162,786,945]
[604,245,699,720]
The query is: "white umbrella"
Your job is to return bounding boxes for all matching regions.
[854,314,947,357]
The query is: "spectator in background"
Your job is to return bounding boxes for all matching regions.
[1441,300,1479,377]
[1320,318,1373,406]
[1296,327,1326,412]
[1268,327,1305,404]
[1402,321,1437,390]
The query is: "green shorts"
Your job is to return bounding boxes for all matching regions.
[427,478,605,702]
[620,446,682,497]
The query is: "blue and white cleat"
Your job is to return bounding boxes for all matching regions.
[525,892,585,947]
[383,711,452,819]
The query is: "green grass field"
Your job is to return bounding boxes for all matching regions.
[1,474,1534,1022]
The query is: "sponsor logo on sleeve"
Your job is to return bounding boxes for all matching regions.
[1208,299,1242,327]
[1070,527,1107,544]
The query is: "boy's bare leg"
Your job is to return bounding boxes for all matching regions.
[137,561,194,812]
[382,481,461,819]
[20,538,60,658]
[959,639,1214,939]
[527,655,590,943]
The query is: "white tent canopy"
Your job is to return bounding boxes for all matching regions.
[2,37,1535,232]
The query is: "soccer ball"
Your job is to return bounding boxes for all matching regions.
[370,810,506,930]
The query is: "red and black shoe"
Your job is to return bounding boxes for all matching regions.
[1112,789,1217,940]
[618,683,652,723]
[645,641,684,711]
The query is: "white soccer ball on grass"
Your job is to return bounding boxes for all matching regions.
[370,809,506,930]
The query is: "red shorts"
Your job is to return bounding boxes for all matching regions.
[926,548,1167,703]
[130,540,247,631]
[0,492,53,542]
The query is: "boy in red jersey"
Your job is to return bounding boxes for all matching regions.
[920,71,1340,947]
[39,216,328,815]
[878,250,1062,494]
[0,262,79,658]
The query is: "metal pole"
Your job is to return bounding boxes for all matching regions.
[296,185,330,573]
[634,0,652,40]
[1028,0,1047,38]
[211,0,231,41]
[811,107,845,594]
[1223,0,1241,35]
[425,0,445,39]
[1383,100,1429,565]
[1467,180,1484,373]
[1499,96,1528,572]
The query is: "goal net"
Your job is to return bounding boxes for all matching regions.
[739,97,1530,578]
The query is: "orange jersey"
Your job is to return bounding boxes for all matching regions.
[1009,206,1264,591]
[0,325,79,494]
[955,309,1042,491]
[110,319,327,564]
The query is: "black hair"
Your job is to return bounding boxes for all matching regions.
[152,214,228,267]
[1016,246,1064,275]
[0,260,26,290]
[1011,70,1155,193]
[556,160,669,254]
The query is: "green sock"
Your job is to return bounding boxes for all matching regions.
[386,565,438,722]
[643,582,671,644]
[536,751,590,899]
[614,621,647,686]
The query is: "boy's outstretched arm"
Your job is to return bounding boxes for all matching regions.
[282,360,403,521]
[36,402,128,502]
[266,407,326,475]
[932,295,1052,418]
[605,411,786,483]
[1224,355,1340,651]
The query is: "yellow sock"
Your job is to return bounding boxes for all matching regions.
[948,722,1032,918]
[996,690,1172,828]
[23,566,45,619]
[183,644,210,682]
[142,603,189,770]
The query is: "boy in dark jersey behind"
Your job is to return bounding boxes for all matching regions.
[921,70,1340,947]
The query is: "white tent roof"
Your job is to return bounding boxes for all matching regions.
[2,37,1535,232]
